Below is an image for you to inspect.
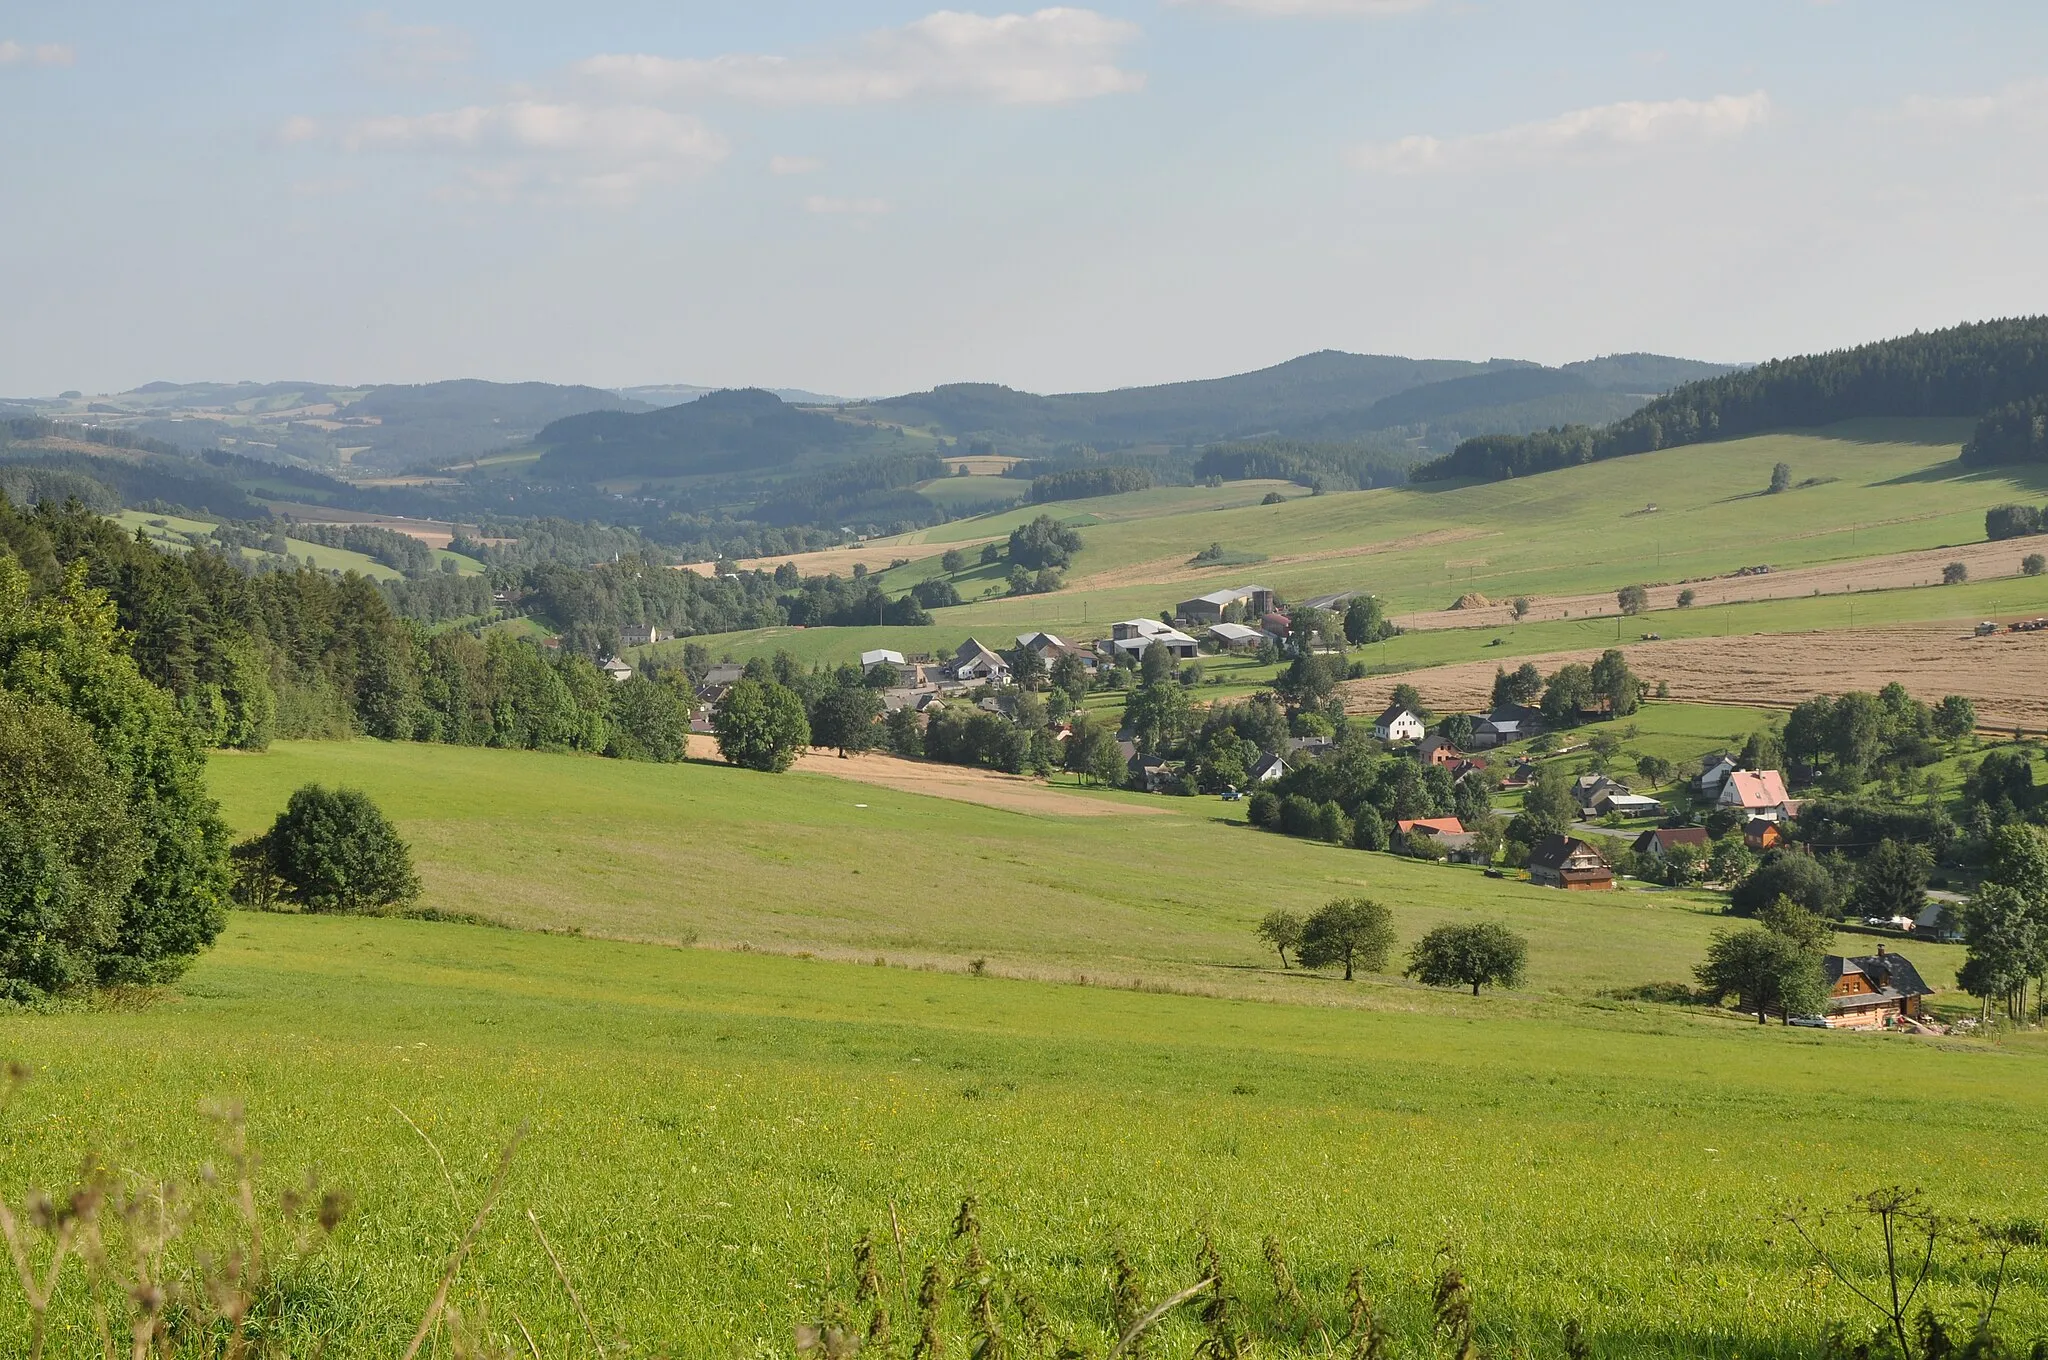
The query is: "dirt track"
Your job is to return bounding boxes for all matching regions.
[1341,626,2048,732]
[1393,538,2041,632]
[683,736,1164,816]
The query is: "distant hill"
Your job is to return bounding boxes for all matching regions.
[857,352,1522,446]
[615,384,853,408]
[1415,318,2048,483]
[1562,353,1740,393]
[533,388,859,482]
[42,379,649,471]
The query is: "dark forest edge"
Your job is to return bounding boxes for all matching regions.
[1412,317,2048,483]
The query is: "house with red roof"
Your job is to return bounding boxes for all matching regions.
[1717,769,1792,822]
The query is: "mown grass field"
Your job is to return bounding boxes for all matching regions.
[3,903,2044,1357]
[206,739,1838,1001]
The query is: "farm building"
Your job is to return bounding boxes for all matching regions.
[1397,817,1467,838]
[1100,619,1200,661]
[1015,631,1099,672]
[1592,792,1664,818]
[1177,585,1276,623]
[1822,948,1933,1028]
[1416,736,1466,767]
[947,639,1011,683]
[619,623,666,648]
[1373,705,1426,743]
[860,648,908,670]
[1719,770,1793,822]
[1207,622,1264,651]
[1745,818,1784,851]
[1632,826,1709,862]
[1528,836,1615,890]
[599,656,634,683]
[1470,708,1540,749]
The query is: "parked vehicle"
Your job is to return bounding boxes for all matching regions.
[1788,1015,1829,1029]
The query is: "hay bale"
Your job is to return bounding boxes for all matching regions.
[1450,592,1491,610]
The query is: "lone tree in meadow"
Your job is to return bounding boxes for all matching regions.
[2025,553,2046,577]
[809,683,883,758]
[256,784,419,915]
[1943,561,1969,585]
[711,677,811,773]
[1693,926,1827,1024]
[1256,910,1305,969]
[1297,898,1395,981]
[1406,921,1527,996]
[1769,462,1793,494]
[1616,583,1650,616]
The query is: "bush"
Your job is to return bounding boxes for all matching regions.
[1007,514,1084,570]
[257,785,420,915]
[1677,588,1696,607]
[1246,789,1279,827]
[1943,561,1969,585]
[2025,553,2045,577]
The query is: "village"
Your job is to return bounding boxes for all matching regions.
[654,578,1989,1034]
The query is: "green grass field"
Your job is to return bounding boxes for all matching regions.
[116,509,408,581]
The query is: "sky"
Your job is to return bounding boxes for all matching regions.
[3,2,2045,398]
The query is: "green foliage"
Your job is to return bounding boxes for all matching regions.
[1616,584,1649,616]
[1007,514,1085,570]
[809,682,883,757]
[1424,317,2048,482]
[1256,910,1305,968]
[2025,553,2047,577]
[1296,898,1394,980]
[1591,649,1643,717]
[1757,896,1834,953]
[257,784,420,915]
[1342,595,1398,645]
[1769,462,1793,494]
[1541,663,1594,726]
[1732,850,1839,920]
[1677,588,1696,607]
[1852,839,1934,919]
[0,694,145,999]
[533,388,861,483]
[0,559,229,985]
[1943,561,1969,585]
[607,675,692,763]
[711,677,811,773]
[1029,466,1152,503]
[1407,921,1528,996]
[1694,925,1828,1023]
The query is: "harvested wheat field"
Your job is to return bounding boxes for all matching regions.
[1393,537,2040,631]
[676,534,1006,579]
[1342,625,2048,732]
[682,735,1162,816]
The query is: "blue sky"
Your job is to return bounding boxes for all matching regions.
[3,2,2045,397]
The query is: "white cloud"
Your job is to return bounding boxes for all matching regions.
[295,101,728,202]
[771,155,826,175]
[0,40,75,66]
[576,8,1143,106]
[1166,0,1431,14]
[1353,91,1770,173]
[805,195,891,215]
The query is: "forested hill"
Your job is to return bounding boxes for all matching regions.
[1413,317,2048,482]
[533,388,859,482]
[856,352,1509,444]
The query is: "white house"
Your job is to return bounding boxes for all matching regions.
[599,656,634,683]
[1719,769,1793,822]
[618,623,666,648]
[860,648,907,669]
[1697,753,1740,799]
[946,638,1011,683]
[1248,752,1289,783]
[1373,704,1426,743]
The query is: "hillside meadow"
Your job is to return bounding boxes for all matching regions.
[200,737,1963,1003]
[665,422,2048,676]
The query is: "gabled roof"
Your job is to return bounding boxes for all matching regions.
[1633,826,1709,854]
[953,638,1007,670]
[1208,622,1262,643]
[1375,704,1422,728]
[1397,817,1466,837]
[1724,770,1790,807]
[1014,631,1066,651]
[1827,951,1933,998]
[1529,835,1611,872]
[860,648,907,667]
[1249,751,1289,780]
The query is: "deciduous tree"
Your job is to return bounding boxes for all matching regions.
[1256,910,1305,968]
[711,677,811,773]
[1694,926,1828,1024]
[1406,921,1527,996]
[1297,898,1395,981]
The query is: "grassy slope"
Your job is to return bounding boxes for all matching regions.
[671,421,2048,670]
[203,738,1966,1002]
[3,910,2043,1355]
[116,509,405,581]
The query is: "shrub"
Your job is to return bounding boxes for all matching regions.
[258,784,420,915]
[1942,561,1969,585]
[2025,553,2046,577]
[1350,809,1389,851]
[1677,588,1696,607]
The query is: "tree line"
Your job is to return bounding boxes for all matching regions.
[1413,317,2048,482]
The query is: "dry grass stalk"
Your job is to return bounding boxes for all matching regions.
[526,1208,604,1358]
[402,1122,529,1360]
